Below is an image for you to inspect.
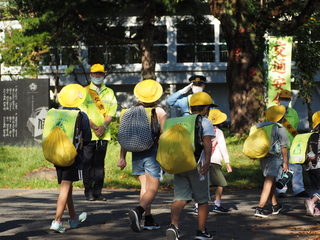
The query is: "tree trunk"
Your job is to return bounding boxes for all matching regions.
[139,1,156,80]
[210,1,266,135]
[226,44,266,135]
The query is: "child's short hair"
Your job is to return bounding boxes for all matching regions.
[190,105,207,112]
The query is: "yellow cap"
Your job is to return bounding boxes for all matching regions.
[312,111,320,128]
[58,84,86,107]
[279,90,291,99]
[265,105,286,122]
[90,64,105,73]
[190,92,218,107]
[208,109,227,125]
[133,79,163,103]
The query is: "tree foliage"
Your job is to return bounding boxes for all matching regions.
[292,13,320,129]
[209,0,320,135]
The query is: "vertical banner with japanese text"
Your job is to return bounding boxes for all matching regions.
[267,36,293,106]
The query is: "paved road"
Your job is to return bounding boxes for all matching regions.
[0,188,319,240]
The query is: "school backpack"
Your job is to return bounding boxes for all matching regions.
[243,123,280,159]
[290,132,319,166]
[42,109,83,167]
[118,106,160,152]
[156,114,203,174]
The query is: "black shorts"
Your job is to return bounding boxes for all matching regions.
[56,166,82,184]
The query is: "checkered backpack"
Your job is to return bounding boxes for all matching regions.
[118,105,157,152]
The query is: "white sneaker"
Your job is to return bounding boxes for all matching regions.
[50,220,66,233]
[305,199,316,216]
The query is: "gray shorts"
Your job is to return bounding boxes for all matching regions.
[132,147,161,178]
[173,168,210,204]
[260,156,282,177]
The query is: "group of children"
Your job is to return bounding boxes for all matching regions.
[46,77,320,240]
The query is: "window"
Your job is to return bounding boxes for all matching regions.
[105,25,167,64]
[219,27,228,62]
[177,23,215,63]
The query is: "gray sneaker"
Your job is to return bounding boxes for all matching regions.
[254,207,269,218]
[166,224,180,240]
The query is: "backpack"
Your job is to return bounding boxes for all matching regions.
[290,132,319,166]
[118,106,159,152]
[156,114,203,174]
[243,123,280,159]
[42,109,82,167]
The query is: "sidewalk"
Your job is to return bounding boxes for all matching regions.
[0,188,319,240]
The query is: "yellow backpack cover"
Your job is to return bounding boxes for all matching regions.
[156,124,197,174]
[42,109,79,167]
[42,126,77,167]
[243,127,270,159]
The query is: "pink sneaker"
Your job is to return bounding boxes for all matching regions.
[305,199,316,216]
[314,207,320,216]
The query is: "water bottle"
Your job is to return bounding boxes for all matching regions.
[276,170,294,189]
[197,161,205,181]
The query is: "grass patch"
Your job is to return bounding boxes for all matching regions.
[0,133,266,190]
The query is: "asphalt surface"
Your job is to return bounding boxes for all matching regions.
[1,188,320,240]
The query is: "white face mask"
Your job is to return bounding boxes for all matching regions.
[91,77,104,85]
[280,100,290,108]
[192,86,203,94]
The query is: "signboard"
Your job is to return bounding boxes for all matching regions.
[267,36,293,106]
[0,79,49,145]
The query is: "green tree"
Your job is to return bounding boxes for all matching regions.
[292,14,320,129]
[209,0,320,135]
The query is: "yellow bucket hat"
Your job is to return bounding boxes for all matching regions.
[90,64,105,73]
[58,84,86,107]
[208,109,227,125]
[312,111,320,128]
[134,79,163,103]
[190,92,218,107]
[279,89,291,99]
[265,105,286,122]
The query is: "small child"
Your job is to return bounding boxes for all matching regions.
[166,92,215,240]
[304,111,320,216]
[47,84,92,233]
[208,109,232,213]
[254,105,290,218]
[193,109,231,214]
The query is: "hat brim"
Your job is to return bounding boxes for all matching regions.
[212,113,227,125]
[210,103,218,107]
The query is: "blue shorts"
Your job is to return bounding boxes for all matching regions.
[131,147,161,178]
[260,156,282,177]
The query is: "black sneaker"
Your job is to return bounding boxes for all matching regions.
[128,208,142,232]
[94,195,107,201]
[166,224,180,240]
[195,228,213,240]
[254,207,269,218]
[143,220,160,230]
[212,205,229,213]
[272,204,283,215]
